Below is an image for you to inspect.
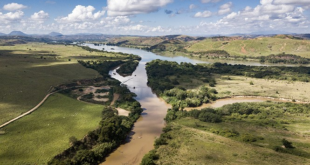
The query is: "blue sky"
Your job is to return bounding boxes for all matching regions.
[0,0,309,35]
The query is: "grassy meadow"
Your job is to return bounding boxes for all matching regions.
[145,102,310,165]
[0,42,135,124]
[0,93,103,165]
[215,75,310,102]
[187,37,310,57]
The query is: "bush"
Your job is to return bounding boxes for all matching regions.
[282,138,294,148]
[141,150,158,165]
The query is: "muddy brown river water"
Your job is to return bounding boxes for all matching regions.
[83,44,301,165]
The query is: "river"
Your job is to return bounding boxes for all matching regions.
[83,44,299,165]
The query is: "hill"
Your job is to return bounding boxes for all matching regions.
[187,35,310,58]
[8,31,27,36]
[48,32,63,37]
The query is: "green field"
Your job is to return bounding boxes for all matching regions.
[0,93,103,165]
[144,102,310,165]
[187,37,310,57]
[0,42,134,124]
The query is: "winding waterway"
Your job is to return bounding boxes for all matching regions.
[83,44,301,165]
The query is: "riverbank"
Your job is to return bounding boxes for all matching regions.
[142,101,310,165]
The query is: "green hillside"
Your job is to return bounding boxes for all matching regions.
[187,36,310,58]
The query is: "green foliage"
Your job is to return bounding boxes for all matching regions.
[141,150,158,165]
[92,142,116,160]
[72,150,96,164]
[162,86,216,108]
[210,62,310,82]
[116,60,139,75]
[82,93,94,100]
[260,54,310,64]
[146,60,202,94]
[198,111,222,123]
[78,60,124,78]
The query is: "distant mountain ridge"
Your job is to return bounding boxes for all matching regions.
[9,31,27,36]
[48,32,63,36]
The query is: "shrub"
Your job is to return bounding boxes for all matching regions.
[282,138,294,148]
[141,150,158,165]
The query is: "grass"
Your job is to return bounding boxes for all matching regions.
[0,42,135,124]
[187,37,310,58]
[152,105,310,165]
[215,75,310,102]
[0,54,100,124]
[0,93,103,165]
[0,42,125,59]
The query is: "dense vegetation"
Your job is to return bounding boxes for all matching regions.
[146,59,215,94]
[142,102,310,164]
[259,53,310,64]
[210,62,310,82]
[78,60,124,78]
[116,60,139,76]
[162,86,217,108]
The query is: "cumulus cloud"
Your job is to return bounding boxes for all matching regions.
[3,3,27,11]
[218,2,233,15]
[273,0,310,5]
[56,5,105,23]
[0,11,24,24]
[107,0,173,16]
[195,0,309,34]
[201,0,222,3]
[273,0,310,9]
[31,11,49,22]
[194,10,212,18]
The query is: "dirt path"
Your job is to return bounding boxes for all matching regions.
[241,42,247,54]
[110,93,120,106]
[0,92,55,129]
[0,85,88,129]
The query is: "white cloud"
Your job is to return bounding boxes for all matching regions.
[201,0,222,3]
[0,11,24,24]
[218,2,233,15]
[194,11,212,18]
[189,4,197,10]
[194,0,310,34]
[273,0,310,9]
[273,0,310,5]
[56,5,105,23]
[31,11,49,23]
[3,3,27,11]
[107,0,173,16]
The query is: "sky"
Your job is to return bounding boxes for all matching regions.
[0,0,309,36]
